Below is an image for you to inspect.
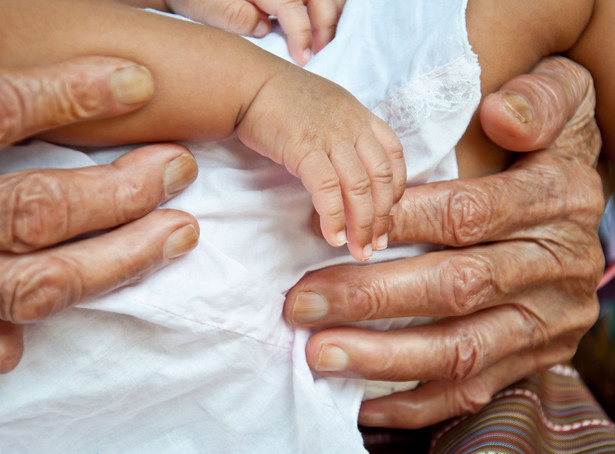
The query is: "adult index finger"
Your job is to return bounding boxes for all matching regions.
[387,149,603,246]
[0,57,154,148]
[285,234,599,326]
[0,208,199,324]
[0,144,197,253]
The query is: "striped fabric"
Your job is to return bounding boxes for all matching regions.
[430,365,615,454]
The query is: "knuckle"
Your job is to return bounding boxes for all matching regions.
[343,272,388,321]
[346,174,371,198]
[369,161,394,187]
[554,158,604,226]
[515,305,551,349]
[448,326,485,381]
[444,185,492,246]
[6,172,70,252]
[0,75,27,146]
[0,256,83,323]
[222,2,257,32]
[373,212,391,228]
[62,67,113,119]
[316,173,341,196]
[451,380,492,416]
[556,236,604,296]
[112,171,156,223]
[437,254,496,315]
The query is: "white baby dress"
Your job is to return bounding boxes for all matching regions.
[0,0,480,452]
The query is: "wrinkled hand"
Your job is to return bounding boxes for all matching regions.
[164,0,346,65]
[283,56,604,428]
[0,57,200,373]
[237,63,406,261]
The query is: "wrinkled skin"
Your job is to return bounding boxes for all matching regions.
[0,57,200,373]
[163,0,347,65]
[284,57,605,428]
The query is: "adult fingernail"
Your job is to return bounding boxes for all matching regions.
[253,20,269,38]
[292,291,329,324]
[110,65,155,105]
[164,153,198,196]
[164,224,199,259]
[303,48,313,63]
[359,411,391,427]
[501,92,534,123]
[374,234,388,251]
[316,344,348,372]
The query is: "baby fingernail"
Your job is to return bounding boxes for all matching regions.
[362,244,373,261]
[164,153,198,196]
[501,91,534,123]
[374,234,388,251]
[334,230,347,246]
[316,344,349,372]
[292,291,329,324]
[254,20,269,38]
[303,48,313,63]
[110,65,155,105]
[164,224,199,259]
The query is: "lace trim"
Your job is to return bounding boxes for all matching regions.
[374,54,481,138]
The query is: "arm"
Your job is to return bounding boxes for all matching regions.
[1,0,405,261]
[108,0,346,65]
[0,0,284,144]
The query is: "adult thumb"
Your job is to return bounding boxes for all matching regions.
[0,56,154,148]
[480,56,595,153]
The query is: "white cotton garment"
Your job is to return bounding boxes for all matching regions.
[0,1,480,452]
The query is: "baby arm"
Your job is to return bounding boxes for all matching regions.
[0,0,403,261]
[109,0,346,65]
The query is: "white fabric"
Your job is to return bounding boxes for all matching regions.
[0,1,480,452]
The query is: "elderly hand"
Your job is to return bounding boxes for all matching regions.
[283,56,605,428]
[0,57,200,373]
[163,0,346,65]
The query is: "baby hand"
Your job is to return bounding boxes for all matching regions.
[164,0,346,65]
[236,64,406,261]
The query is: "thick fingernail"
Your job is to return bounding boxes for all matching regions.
[374,234,388,251]
[164,153,198,196]
[110,65,155,105]
[316,344,348,372]
[359,411,390,427]
[164,224,199,259]
[292,291,329,324]
[253,20,269,38]
[501,92,534,123]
